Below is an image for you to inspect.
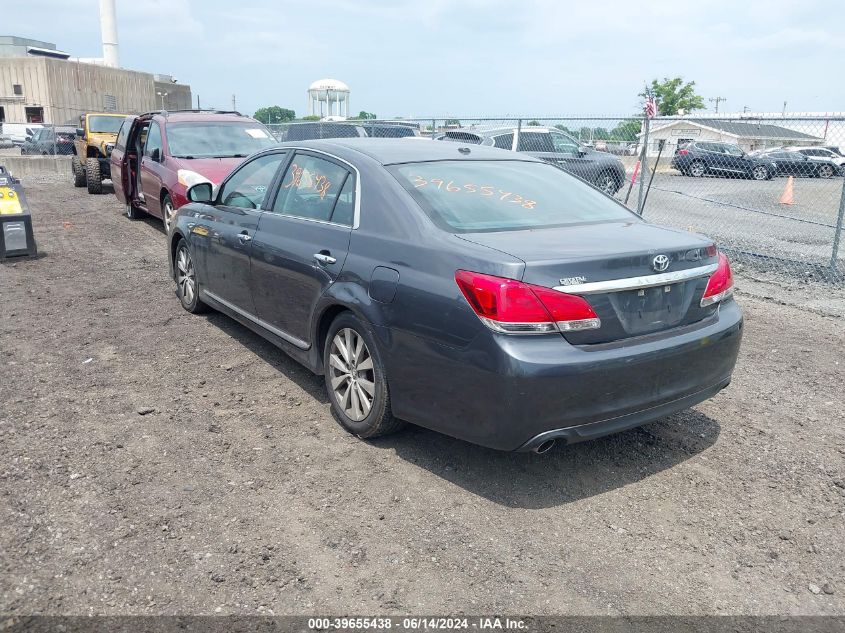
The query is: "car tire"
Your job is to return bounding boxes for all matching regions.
[162,193,176,232]
[72,156,86,187]
[324,312,404,440]
[689,160,706,177]
[817,164,835,179]
[125,201,144,220]
[85,158,103,194]
[751,165,769,181]
[593,171,619,195]
[174,239,208,314]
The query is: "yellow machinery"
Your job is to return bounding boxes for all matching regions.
[0,165,37,259]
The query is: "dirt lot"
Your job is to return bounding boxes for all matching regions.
[1,179,844,616]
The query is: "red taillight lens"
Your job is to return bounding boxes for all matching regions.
[677,148,689,155]
[701,253,734,307]
[455,270,600,334]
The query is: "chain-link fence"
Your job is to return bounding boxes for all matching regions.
[5,113,845,282]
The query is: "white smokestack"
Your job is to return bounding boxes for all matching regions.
[100,0,119,68]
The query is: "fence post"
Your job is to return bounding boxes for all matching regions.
[515,118,522,152]
[431,118,436,139]
[830,175,845,281]
[636,116,650,215]
[52,124,57,157]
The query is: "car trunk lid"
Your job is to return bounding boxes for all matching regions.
[458,221,720,344]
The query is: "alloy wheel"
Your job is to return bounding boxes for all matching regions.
[328,328,375,422]
[595,173,617,194]
[176,246,197,306]
[752,166,768,180]
[690,161,705,177]
[163,199,175,232]
[818,165,834,179]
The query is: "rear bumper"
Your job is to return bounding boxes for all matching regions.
[380,300,743,451]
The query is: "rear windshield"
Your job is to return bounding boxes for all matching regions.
[88,116,124,134]
[166,122,275,158]
[388,160,635,232]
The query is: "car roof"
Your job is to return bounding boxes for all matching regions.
[155,111,257,123]
[274,138,541,165]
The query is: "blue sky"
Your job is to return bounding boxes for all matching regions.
[6,0,845,118]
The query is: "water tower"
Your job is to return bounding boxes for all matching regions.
[308,79,350,119]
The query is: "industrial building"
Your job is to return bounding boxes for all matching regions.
[0,1,191,125]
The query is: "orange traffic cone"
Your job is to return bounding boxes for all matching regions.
[779,176,795,205]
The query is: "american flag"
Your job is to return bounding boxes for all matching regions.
[644,91,657,119]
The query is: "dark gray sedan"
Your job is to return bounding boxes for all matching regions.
[168,139,742,452]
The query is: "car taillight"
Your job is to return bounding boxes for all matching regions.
[700,253,734,307]
[455,270,600,335]
[677,148,689,155]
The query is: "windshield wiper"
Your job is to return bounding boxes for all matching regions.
[172,155,196,159]
[211,153,248,158]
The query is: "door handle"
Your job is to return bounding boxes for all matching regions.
[314,252,337,265]
[238,232,252,244]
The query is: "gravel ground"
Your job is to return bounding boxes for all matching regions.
[1,180,844,616]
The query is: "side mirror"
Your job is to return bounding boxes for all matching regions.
[187,182,213,203]
[150,148,161,162]
[76,128,85,137]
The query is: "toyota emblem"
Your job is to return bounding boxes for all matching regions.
[652,254,670,272]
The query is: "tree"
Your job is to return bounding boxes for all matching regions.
[641,77,705,116]
[610,118,642,141]
[554,123,577,136]
[356,111,377,120]
[253,106,296,124]
[444,118,461,127]
[301,115,321,121]
[527,120,541,126]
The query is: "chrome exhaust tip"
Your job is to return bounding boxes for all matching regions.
[534,439,556,454]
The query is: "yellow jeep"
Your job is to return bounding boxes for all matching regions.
[72,113,127,194]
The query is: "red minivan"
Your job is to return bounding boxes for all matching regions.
[110,110,275,231]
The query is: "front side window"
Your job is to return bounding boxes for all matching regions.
[389,160,636,233]
[218,152,287,210]
[517,132,554,153]
[167,122,275,158]
[724,145,744,157]
[549,131,581,155]
[273,154,353,224]
[144,122,162,157]
[115,120,130,150]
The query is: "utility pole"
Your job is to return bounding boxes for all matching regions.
[709,96,726,113]
[782,101,788,116]
[196,94,200,109]
[232,94,236,111]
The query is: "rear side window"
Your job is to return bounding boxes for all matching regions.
[273,154,353,224]
[441,132,482,144]
[389,160,635,233]
[492,134,513,149]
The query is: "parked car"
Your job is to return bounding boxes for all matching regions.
[753,149,840,178]
[436,126,627,195]
[671,141,777,180]
[279,122,366,141]
[790,146,845,172]
[361,123,420,138]
[167,139,742,453]
[20,126,76,155]
[2,123,43,147]
[72,112,128,194]
[110,110,275,231]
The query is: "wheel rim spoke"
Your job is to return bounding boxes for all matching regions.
[356,383,372,416]
[329,353,348,373]
[356,356,373,372]
[357,377,375,397]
